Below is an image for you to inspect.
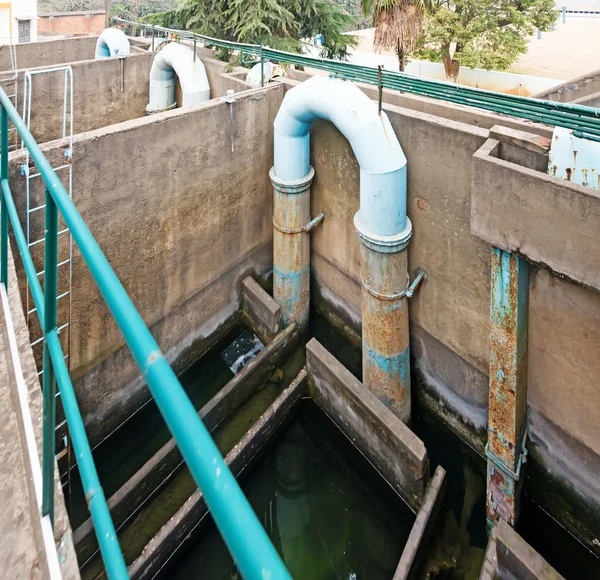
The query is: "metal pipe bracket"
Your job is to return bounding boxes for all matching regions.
[361,269,426,301]
[273,212,325,234]
[485,427,529,481]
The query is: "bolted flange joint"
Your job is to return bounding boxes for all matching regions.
[269,166,315,194]
[353,212,412,254]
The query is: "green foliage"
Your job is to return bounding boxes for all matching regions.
[415,0,559,72]
[144,0,359,60]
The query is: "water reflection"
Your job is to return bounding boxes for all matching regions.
[164,401,414,579]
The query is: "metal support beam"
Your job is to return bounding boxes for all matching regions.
[486,248,529,530]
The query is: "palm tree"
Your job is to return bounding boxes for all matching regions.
[361,0,433,72]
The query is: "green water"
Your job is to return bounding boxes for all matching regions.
[313,311,600,579]
[79,344,307,580]
[162,399,415,580]
[67,327,239,530]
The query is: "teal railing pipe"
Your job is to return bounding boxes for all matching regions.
[114,17,600,141]
[0,90,291,580]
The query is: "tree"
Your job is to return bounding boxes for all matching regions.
[416,0,559,81]
[360,0,434,71]
[144,0,359,60]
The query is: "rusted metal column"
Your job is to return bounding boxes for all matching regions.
[356,220,413,424]
[271,167,315,328]
[486,248,529,530]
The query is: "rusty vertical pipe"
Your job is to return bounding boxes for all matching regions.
[486,248,529,530]
[271,168,314,328]
[356,218,412,423]
[272,76,416,423]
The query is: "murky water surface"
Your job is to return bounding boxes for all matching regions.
[163,400,415,580]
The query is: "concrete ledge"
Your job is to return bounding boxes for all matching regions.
[394,465,446,579]
[483,519,565,580]
[0,246,79,579]
[479,524,498,580]
[471,138,600,292]
[73,322,299,564]
[306,338,429,510]
[242,276,281,343]
[128,368,307,580]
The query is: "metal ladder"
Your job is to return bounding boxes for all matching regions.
[21,66,74,497]
[0,36,18,151]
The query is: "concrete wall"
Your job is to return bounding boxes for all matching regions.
[3,52,154,144]
[0,36,98,72]
[38,12,105,37]
[535,67,600,103]
[8,83,284,445]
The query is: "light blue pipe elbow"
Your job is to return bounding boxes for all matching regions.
[273,75,407,239]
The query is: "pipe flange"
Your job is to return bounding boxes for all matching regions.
[354,213,412,254]
[269,166,315,194]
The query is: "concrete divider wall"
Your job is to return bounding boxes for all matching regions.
[8,83,284,445]
[0,36,99,73]
[4,52,154,144]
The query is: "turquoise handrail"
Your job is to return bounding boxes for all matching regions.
[0,90,291,579]
[116,17,600,141]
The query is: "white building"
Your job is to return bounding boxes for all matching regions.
[0,0,38,45]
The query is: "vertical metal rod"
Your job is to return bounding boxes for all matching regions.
[0,105,8,284]
[562,6,566,23]
[151,26,155,52]
[378,65,383,114]
[41,187,58,527]
[62,70,68,140]
[486,248,529,531]
[120,58,124,93]
[260,44,264,87]
[193,38,196,61]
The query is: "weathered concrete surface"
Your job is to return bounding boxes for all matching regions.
[0,245,79,579]
[3,52,154,144]
[308,104,491,446]
[479,524,498,580]
[9,83,284,444]
[0,36,99,72]
[242,276,281,343]
[471,139,600,293]
[72,323,299,565]
[128,368,307,580]
[495,519,564,580]
[535,67,600,103]
[394,465,446,580]
[306,338,429,511]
